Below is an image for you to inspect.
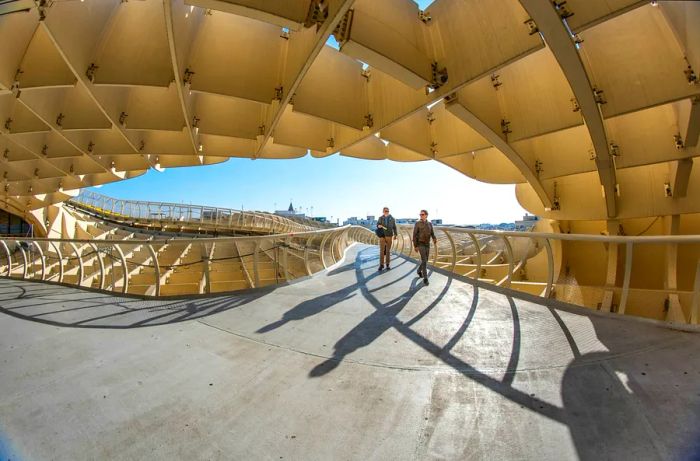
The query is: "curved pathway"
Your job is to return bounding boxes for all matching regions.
[0,245,699,460]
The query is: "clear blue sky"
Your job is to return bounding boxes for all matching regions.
[96,156,527,226]
[95,0,528,226]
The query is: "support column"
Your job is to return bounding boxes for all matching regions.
[664,215,686,323]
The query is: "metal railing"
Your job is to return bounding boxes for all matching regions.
[391,225,700,325]
[0,226,376,297]
[68,190,322,234]
[1,220,699,324]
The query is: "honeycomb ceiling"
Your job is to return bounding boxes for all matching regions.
[0,0,698,221]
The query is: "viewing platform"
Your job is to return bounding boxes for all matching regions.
[1,244,698,460]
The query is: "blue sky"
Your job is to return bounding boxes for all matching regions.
[97,156,527,225]
[96,0,528,225]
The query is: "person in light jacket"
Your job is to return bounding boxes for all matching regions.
[377,207,397,271]
[413,209,437,285]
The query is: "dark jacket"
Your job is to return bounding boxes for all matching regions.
[378,215,397,237]
[413,220,436,246]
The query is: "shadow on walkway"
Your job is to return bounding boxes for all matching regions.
[0,280,270,329]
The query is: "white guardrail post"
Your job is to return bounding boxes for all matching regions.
[618,242,634,315]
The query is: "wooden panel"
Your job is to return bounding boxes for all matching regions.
[564,0,646,32]
[579,5,697,117]
[341,0,432,88]
[18,26,76,89]
[0,8,39,88]
[192,92,264,140]
[93,0,173,87]
[294,46,367,129]
[273,106,332,152]
[188,11,284,103]
[380,108,432,156]
[511,124,594,180]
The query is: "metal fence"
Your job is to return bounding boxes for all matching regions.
[1,220,698,323]
[392,225,700,325]
[69,190,320,234]
[0,226,376,297]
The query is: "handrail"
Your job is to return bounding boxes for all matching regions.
[68,190,324,233]
[1,221,699,324]
[0,225,351,245]
[397,224,700,245]
[392,224,700,325]
[0,225,378,298]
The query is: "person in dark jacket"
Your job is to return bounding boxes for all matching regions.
[377,207,397,271]
[413,209,437,284]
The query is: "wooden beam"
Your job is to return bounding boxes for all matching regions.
[164,0,198,157]
[520,0,618,218]
[255,0,356,158]
[669,158,693,198]
[446,96,553,209]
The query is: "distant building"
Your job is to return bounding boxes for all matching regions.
[275,202,305,218]
[312,216,328,223]
[396,218,417,225]
[343,215,378,229]
[515,214,539,231]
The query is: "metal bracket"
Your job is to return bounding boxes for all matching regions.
[37,0,50,21]
[500,119,512,136]
[86,63,98,83]
[553,1,574,20]
[685,58,698,85]
[491,73,502,90]
[430,142,438,156]
[183,68,195,85]
[332,9,354,46]
[674,133,684,149]
[304,0,329,29]
[535,159,543,176]
[524,18,538,35]
[418,10,431,23]
[609,142,620,157]
[570,97,580,112]
[429,62,448,90]
[551,181,561,211]
[664,182,672,197]
[593,87,606,104]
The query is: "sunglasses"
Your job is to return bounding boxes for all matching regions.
[420,213,427,216]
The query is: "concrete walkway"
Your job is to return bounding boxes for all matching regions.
[1,244,699,460]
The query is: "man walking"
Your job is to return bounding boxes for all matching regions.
[413,209,437,285]
[377,207,397,271]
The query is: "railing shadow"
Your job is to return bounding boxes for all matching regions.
[0,279,271,329]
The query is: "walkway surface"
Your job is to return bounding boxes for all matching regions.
[1,244,699,460]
